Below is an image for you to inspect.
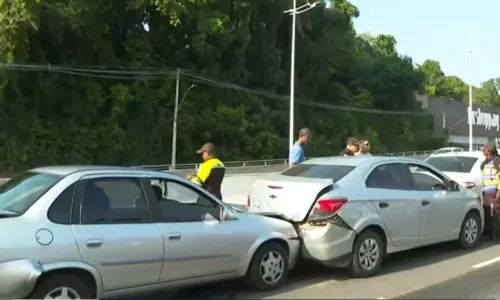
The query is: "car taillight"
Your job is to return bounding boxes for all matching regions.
[309,198,348,221]
[247,194,251,207]
[464,182,475,190]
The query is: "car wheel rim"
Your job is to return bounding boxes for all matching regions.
[358,238,380,271]
[44,287,81,299]
[259,250,285,285]
[464,217,478,244]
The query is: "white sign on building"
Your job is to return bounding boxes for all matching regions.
[468,108,500,131]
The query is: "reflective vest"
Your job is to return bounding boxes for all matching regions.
[482,160,500,194]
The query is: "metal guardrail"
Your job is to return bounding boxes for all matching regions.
[133,149,436,171]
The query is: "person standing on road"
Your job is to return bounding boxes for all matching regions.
[339,137,359,156]
[356,139,372,156]
[480,143,500,241]
[188,142,226,200]
[288,128,312,167]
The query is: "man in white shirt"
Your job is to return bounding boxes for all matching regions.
[356,139,371,156]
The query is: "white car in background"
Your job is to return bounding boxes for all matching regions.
[424,151,484,196]
[430,147,464,156]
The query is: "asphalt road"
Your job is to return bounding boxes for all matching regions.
[400,248,500,299]
[140,238,500,299]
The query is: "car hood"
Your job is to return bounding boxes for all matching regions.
[235,209,298,238]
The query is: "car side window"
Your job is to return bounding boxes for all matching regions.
[79,177,152,224]
[366,163,411,190]
[148,178,220,223]
[407,163,447,191]
[48,183,77,224]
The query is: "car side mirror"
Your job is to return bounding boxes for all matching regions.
[447,180,459,191]
[220,206,238,221]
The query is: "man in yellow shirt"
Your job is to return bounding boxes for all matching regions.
[481,143,500,240]
[189,143,225,200]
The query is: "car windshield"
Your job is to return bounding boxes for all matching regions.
[424,156,478,173]
[0,171,62,215]
[282,164,355,181]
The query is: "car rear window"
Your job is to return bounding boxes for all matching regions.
[282,164,355,181]
[425,156,478,173]
[0,171,62,215]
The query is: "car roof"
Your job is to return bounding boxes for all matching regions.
[303,156,423,167]
[428,151,484,159]
[31,165,163,177]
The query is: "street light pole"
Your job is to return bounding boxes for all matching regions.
[284,1,319,151]
[288,0,297,151]
[171,69,196,170]
[468,32,473,151]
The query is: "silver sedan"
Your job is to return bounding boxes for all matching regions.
[248,156,484,278]
[0,166,300,299]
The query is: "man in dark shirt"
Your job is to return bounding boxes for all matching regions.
[339,137,359,156]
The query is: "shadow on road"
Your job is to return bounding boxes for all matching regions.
[157,238,496,300]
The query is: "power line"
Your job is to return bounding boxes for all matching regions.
[0,62,436,117]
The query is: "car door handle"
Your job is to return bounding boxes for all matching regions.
[379,202,389,208]
[422,200,430,206]
[168,233,182,241]
[86,239,103,248]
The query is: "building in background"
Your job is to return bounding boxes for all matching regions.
[417,95,500,150]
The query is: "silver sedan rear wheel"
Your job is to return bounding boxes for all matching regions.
[348,229,385,278]
[29,274,92,300]
[358,238,380,271]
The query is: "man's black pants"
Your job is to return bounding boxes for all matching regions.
[483,204,500,238]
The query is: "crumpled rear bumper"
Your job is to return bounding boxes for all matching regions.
[0,259,43,299]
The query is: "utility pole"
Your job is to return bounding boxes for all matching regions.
[284,1,319,151]
[171,68,180,170]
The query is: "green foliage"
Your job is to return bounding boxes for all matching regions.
[417,59,500,106]
[0,0,445,170]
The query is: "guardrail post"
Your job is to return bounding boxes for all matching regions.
[264,160,267,166]
[243,162,246,167]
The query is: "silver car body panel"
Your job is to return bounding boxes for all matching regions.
[248,156,484,267]
[0,166,299,299]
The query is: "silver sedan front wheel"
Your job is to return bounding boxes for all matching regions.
[44,287,81,299]
[464,218,478,244]
[459,211,481,249]
[259,250,285,284]
[246,242,289,290]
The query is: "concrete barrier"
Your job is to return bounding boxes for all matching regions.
[0,154,429,206]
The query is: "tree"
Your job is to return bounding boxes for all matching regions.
[473,78,500,105]
[0,0,445,171]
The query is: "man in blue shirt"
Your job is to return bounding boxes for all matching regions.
[289,128,312,166]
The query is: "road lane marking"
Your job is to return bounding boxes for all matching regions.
[471,255,500,269]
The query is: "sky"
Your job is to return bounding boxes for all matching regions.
[349,0,498,86]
